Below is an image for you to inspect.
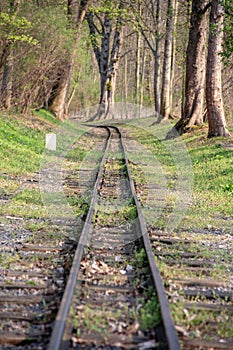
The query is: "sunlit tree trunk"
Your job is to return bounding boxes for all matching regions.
[206,0,230,137]
[154,0,162,115]
[87,3,124,119]
[87,12,111,116]
[159,0,175,121]
[124,54,128,101]
[169,0,178,111]
[105,22,123,117]
[48,0,93,120]
[132,0,162,117]
[0,1,20,109]
[0,41,10,72]
[140,44,146,106]
[181,2,191,117]
[135,30,141,105]
[48,64,72,120]
[1,51,13,109]
[135,0,142,105]
[168,0,209,136]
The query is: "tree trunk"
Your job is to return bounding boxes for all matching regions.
[87,4,124,120]
[181,1,191,117]
[48,0,93,120]
[169,0,178,110]
[135,0,142,105]
[206,0,231,137]
[154,0,162,115]
[87,12,110,117]
[124,54,128,101]
[48,64,72,120]
[135,30,141,105]
[99,14,112,112]
[140,43,146,106]
[0,41,10,72]
[168,0,209,136]
[159,0,175,121]
[106,17,123,117]
[0,1,20,109]
[1,51,13,109]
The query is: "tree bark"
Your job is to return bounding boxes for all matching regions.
[206,0,231,137]
[48,63,72,120]
[87,12,110,116]
[106,17,123,117]
[135,28,141,105]
[169,0,178,110]
[1,51,13,109]
[140,43,146,107]
[159,0,175,121]
[135,0,142,106]
[48,0,93,120]
[0,1,21,109]
[167,0,209,136]
[0,40,10,72]
[129,0,163,117]
[154,0,162,115]
[87,3,124,119]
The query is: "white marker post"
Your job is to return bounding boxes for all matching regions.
[46,133,56,151]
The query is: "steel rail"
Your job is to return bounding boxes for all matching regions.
[115,125,180,350]
[48,125,180,350]
[47,127,111,350]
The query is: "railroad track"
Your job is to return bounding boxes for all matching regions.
[1,123,232,350]
[47,125,179,350]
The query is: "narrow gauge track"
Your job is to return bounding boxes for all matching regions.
[48,126,179,350]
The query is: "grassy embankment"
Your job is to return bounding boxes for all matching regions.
[0,110,91,230]
[123,118,233,234]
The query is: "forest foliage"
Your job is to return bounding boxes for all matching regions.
[0,0,232,136]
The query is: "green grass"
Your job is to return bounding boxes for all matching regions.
[121,120,233,233]
[0,112,95,225]
[182,134,233,230]
[170,300,233,340]
[0,111,60,175]
[139,294,161,331]
[33,108,61,126]
[94,200,137,226]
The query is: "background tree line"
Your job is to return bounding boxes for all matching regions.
[0,0,232,137]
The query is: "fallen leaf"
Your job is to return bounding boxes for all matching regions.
[138,340,158,349]
[175,325,189,337]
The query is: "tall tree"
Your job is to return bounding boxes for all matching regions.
[154,0,162,115]
[129,0,163,115]
[159,0,175,121]
[135,0,142,106]
[87,1,124,118]
[206,0,230,137]
[48,0,93,119]
[169,0,178,110]
[0,0,32,109]
[167,0,209,134]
